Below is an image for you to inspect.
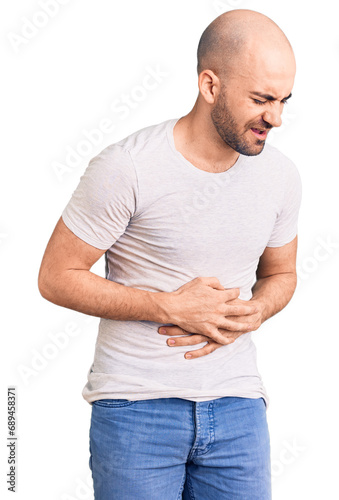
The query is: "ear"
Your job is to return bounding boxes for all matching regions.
[198,70,220,105]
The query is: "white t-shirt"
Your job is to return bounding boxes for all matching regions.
[62,118,302,407]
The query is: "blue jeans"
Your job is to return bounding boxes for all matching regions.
[89,396,271,499]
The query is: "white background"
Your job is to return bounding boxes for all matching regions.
[1,0,339,499]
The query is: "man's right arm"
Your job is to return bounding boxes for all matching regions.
[38,217,255,344]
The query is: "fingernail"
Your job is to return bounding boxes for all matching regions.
[159,328,166,334]
[185,354,192,359]
[168,339,176,345]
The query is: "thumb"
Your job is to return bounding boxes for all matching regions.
[223,288,240,301]
[203,276,225,291]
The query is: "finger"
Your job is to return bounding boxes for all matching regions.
[217,330,244,341]
[227,298,247,305]
[195,276,225,290]
[166,334,209,347]
[158,325,187,336]
[217,318,254,333]
[185,341,225,360]
[202,326,241,345]
[224,304,258,316]
[221,288,240,301]
[225,314,258,324]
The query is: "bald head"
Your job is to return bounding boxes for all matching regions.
[197,9,294,78]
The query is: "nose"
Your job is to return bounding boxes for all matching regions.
[262,104,283,128]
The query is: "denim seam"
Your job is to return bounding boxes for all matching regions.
[176,467,187,500]
[192,402,215,457]
[92,400,137,408]
[88,428,93,472]
[208,401,215,449]
[188,403,200,462]
[185,471,196,500]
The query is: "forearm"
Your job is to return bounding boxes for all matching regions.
[250,272,297,323]
[39,270,247,343]
[38,268,169,323]
[38,218,246,340]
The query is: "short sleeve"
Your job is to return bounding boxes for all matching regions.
[267,158,302,247]
[62,144,138,250]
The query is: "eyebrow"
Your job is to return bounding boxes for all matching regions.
[252,92,292,102]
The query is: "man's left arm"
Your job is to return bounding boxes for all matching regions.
[250,235,298,323]
[158,236,298,359]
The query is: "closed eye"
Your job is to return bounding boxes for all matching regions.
[253,98,289,106]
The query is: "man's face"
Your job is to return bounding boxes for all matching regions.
[211,43,296,156]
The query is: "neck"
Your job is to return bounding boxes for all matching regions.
[173,100,240,173]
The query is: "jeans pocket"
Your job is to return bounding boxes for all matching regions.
[92,398,137,408]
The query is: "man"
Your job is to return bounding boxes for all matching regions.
[38,9,301,500]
